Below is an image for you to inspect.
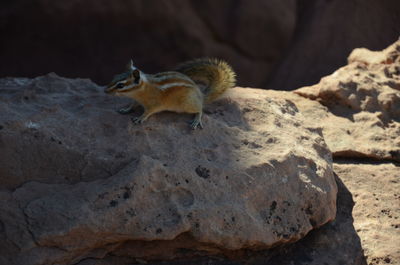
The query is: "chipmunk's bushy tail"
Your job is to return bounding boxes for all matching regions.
[175,58,236,103]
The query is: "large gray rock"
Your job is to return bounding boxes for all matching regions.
[0,74,337,264]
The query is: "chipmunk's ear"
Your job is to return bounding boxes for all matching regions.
[127,59,135,71]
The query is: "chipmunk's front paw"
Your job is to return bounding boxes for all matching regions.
[117,107,134,114]
[131,116,145,124]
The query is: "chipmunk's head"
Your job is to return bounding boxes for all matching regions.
[105,60,145,95]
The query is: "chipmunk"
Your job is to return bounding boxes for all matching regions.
[104,58,236,129]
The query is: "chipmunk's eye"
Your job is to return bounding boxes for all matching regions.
[116,83,125,89]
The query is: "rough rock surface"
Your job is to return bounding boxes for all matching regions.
[334,161,400,265]
[0,74,337,264]
[294,41,400,162]
[1,41,399,265]
[202,40,399,265]
[73,170,367,265]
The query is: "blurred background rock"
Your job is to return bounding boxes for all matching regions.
[0,0,399,89]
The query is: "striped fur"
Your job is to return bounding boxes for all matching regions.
[104,58,236,129]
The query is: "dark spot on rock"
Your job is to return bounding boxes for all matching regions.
[225,176,229,179]
[24,96,29,100]
[0,125,3,130]
[195,223,200,228]
[98,192,108,199]
[185,179,189,183]
[156,228,162,234]
[249,142,262,149]
[384,81,400,90]
[231,216,235,222]
[384,67,393,78]
[163,163,168,167]
[305,205,313,215]
[389,150,400,159]
[109,200,118,207]
[384,257,391,263]
[115,152,125,159]
[266,137,276,144]
[309,218,317,226]
[243,107,251,112]
[339,81,358,90]
[58,141,62,145]
[195,165,210,179]
[123,191,130,199]
[126,208,136,217]
[270,201,277,212]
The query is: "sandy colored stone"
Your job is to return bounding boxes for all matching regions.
[0,75,337,264]
[294,40,400,161]
[334,162,400,265]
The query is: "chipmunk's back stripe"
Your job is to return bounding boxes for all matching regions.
[154,78,194,86]
[158,82,195,91]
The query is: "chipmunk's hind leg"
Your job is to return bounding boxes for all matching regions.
[189,111,203,130]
